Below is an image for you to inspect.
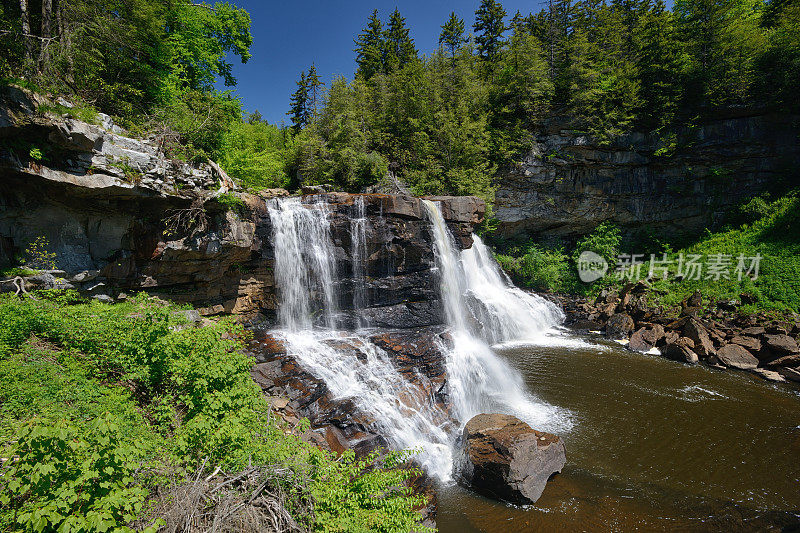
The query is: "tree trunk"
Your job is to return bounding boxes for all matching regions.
[39,0,54,69]
[41,0,53,39]
[20,0,34,69]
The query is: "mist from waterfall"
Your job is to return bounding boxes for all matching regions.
[422,199,571,433]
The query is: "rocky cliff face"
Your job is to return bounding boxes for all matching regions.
[0,86,486,323]
[495,114,800,240]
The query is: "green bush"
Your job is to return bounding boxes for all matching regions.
[1,415,160,533]
[0,294,429,531]
[573,222,622,266]
[496,244,572,292]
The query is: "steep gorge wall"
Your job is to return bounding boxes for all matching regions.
[495,114,800,241]
[0,87,485,323]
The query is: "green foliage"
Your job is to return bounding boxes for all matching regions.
[38,102,100,125]
[1,415,160,533]
[496,244,573,292]
[215,192,246,214]
[27,147,44,162]
[218,120,293,190]
[0,295,428,531]
[25,236,56,271]
[574,222,623,266]
[641,191,800,312]
[304,449,431,533]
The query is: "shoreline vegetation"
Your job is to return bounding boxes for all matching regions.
[0,294,429,532]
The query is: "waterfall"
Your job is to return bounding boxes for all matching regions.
[422,199,570,431]
[350,196,369,329]
[267,197,454,480]
[462,235,566,344]
[266,196,571,484]
[268,197,338,331]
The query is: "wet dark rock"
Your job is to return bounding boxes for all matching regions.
[606,313,635,339]
[663,338,699,364]
[457,413,565,504]
[716,344,759,370]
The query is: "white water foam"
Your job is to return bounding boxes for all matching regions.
[422,200,572,435]
[266,196,577,482]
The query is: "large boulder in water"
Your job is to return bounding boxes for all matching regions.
[457,413,565,504]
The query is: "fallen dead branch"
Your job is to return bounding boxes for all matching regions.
[133,462,311,533]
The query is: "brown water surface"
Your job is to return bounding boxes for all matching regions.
[437,337,800,532]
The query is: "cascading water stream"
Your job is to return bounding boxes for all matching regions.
[266,196,573,483]
[268,197,338,331]
[350,196,369,329]
[422,199,571,433]
[267,196,454,480]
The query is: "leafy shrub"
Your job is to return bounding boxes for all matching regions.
[496,244,572,292]
[25,236,57,271]
[215,192,246,215]
[304,448,430,533]
[1,415,160,533]
[0,294,430,531]
[573,222,622,266]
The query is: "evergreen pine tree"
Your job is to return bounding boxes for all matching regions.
[384,8,417,72]
[636,0,686,129]
[306,63,325,117]
[288,70,309,131]
[354,9,385,80]
[474,0,507,63]
[439,12,466,59]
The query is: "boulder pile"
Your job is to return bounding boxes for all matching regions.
[561,282,800,384]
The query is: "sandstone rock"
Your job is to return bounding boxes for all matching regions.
[762,334,799,357]
[606,313,634,339]
[750,368,786,383]
[683,319,715,358]
[741,327,766,336]
[493,115,800,241]
[629,327,656,353]
[595,288,618,305]
[731,335,761,352]
[663,338,699,364]
[457,413,565,504]
[765,353,800,368]
[777,366,800,383]
[716,344,759,370]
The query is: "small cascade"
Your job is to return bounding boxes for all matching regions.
[350,196,369,329]
[268,197,338,331]
[462,235,566,344]
[422,199,570,432]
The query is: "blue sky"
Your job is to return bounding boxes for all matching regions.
[221,1,553,125]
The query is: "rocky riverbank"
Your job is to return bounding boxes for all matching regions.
[560,282,800,383]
